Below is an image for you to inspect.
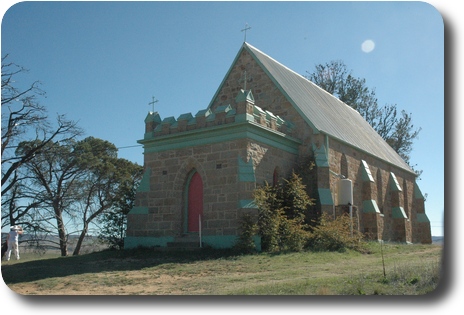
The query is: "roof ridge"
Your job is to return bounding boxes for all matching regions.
[243,42,413,174]
[244,43,362,117]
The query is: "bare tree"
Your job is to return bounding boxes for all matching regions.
[15,139,85,256]
[1,55,83,232]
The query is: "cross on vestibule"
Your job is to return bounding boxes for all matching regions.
[239,71,252,91]
[149,96,158,113]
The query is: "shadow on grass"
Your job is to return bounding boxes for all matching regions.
[1,247,241,285]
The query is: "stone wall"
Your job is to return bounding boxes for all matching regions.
[126,136,298,241]
[327,137,431,243]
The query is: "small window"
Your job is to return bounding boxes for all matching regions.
[341,154,348,178]
[273,167,280,186]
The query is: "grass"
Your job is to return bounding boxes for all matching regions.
[1,242,442,295]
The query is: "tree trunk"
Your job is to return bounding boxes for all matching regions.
[73,223,88,256]
[55,211,68,256]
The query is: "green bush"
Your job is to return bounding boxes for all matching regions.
[246,171,314,253]
[306,213,366,252]
[233,213,258,254]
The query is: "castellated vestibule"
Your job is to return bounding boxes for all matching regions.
[125,42,431,250]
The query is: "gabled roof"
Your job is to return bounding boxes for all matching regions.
[209,42,414,174]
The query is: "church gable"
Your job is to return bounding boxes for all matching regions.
[207,45,315,144]
[209,43,413,174]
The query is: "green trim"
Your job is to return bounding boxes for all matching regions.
[416,213,430,223]
[145,112,162,124]
[318,188,334,206]
[238,199,257,208]
[139,120,301,154]
[161,116,176,125]
[414,182,425,199]
[235,113,255,123]
[178,112,194,121]
[144,131,154,140]
[124,236,174,249]
[312,144,329,167]
[195,108,212,118]
[392,207,407,219]
[238,157,256,182]
[390,172,402,191]
[136,168,151,192]
[235,89,255,104]
[361,160,375,182]
[124,235,261,251]
[202,235,261,251]
[128,206,148,215]
[362,200,380,213]
[215,104,232,114]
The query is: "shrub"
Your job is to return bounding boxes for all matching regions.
[248,171,314,253]
[233,213,258,254]
[306,213,366,252]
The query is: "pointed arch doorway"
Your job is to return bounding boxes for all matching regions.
[185,170,203,233]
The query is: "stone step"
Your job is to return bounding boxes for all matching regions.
[167,241,202,248]
[166,235,203,249]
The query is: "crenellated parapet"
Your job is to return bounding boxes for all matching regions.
[143,90,295,140]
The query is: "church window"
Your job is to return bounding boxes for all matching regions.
[273,167,280,186]
[340,154,348,178]
[377,169,384,214]
[403,179,410,218]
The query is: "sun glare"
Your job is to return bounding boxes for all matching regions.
[361,39,375,53]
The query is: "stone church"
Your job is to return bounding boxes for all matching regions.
[125,42,432,249]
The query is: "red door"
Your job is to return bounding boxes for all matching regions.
[188,172,203,232]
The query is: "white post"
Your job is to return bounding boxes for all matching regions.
[349,203,353,237]
[199,214,202,248]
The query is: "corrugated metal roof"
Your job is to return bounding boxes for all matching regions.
[243,43,414,174]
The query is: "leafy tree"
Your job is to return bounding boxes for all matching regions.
[305,60,421,163]
[70,138,142,255]
[15,137,142,256]
[253,183,281,252]
[251,171,314,252]
[96,157,143,250]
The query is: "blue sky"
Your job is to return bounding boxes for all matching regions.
[1,0,444,239]
[1,0,462,309]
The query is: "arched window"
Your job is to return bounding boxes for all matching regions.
[340,154,348,178]
[185,170,203,233]
[273,167,280,186]
[403,178,409,218]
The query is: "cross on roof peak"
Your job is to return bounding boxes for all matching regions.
[241,23,251,42]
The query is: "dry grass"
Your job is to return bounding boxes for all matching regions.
[2,242,442,295]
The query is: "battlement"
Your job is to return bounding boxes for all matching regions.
[143,90,295,140]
